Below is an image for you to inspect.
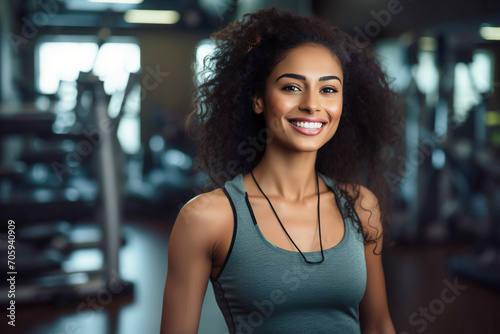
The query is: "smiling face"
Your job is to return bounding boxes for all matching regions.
[253,43,343,153]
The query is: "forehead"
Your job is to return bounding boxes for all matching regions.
[269,44,343,80]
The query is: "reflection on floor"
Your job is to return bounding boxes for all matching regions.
[4,218,500,334]
[384,243,499,334]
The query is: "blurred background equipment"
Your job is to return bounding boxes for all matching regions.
[0,26,138,317]
[0,0,499,334]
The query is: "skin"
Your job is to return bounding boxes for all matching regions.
[160,44,396,334]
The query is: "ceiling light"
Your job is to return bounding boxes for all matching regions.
[124,10,180,24]
[89,0,144,4]
[480,27,500,41]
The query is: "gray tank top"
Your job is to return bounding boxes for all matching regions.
[211,172,367,334]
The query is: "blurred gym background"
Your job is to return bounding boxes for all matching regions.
[0,0,499,333]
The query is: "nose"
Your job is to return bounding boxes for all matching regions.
[298,90,321,113]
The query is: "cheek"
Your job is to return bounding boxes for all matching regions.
[263,97,294,135]
[263,97,294,130]
[265,108,287,135]
[266,95,295,118]
[326,100,343,121]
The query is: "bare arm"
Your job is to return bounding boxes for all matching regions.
[355,186,396,334]
[160,197,216,334]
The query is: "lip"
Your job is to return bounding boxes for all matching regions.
[287,117,327,123]
[286,117,327,136]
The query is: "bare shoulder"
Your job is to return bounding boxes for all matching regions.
[163,187,234,333]
[338,183,382,239]
[173,187,234,241]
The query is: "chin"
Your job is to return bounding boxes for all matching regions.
[290,143,325,153]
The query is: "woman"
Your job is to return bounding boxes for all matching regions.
[161,7,400,334]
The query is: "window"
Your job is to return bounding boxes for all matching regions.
[36,36,141,154]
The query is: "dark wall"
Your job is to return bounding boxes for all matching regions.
[134,29,209,144]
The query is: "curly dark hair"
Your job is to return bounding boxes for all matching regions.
[186,7,402,252]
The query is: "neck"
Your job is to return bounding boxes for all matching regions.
[251,148,318,202]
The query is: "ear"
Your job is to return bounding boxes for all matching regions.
[252,94,264,115]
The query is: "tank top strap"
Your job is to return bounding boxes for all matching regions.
[317,172,350,216]
[220,173,257,241]
[221,173,246,209]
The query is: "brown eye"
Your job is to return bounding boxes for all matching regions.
[282,85,300,91]
[321,87,338,94]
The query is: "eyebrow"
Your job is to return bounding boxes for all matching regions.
[275,73,342,84]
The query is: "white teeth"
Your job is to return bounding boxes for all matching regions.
[290,121,323,129]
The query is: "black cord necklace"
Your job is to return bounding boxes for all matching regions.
[250,170,325,264]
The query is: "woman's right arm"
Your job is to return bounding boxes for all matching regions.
[160,196,216,334]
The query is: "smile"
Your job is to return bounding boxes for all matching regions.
[287,119,327,136]
[289,121,324,129]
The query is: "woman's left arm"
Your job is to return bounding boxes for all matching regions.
[355,186,396,334]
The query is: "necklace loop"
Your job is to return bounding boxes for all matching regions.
[250,171,325,264]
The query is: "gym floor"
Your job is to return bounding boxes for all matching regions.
[4,216,500,334]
